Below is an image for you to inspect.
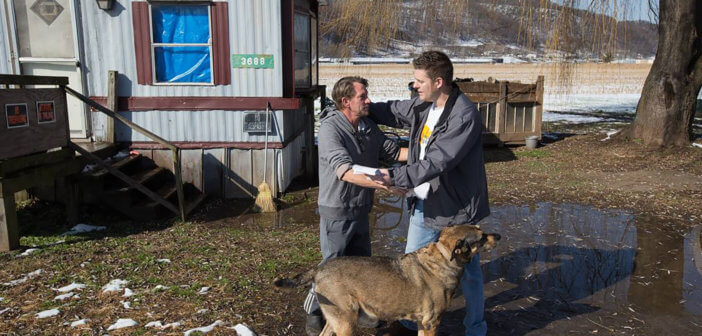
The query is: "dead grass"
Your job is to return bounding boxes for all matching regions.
[1,122,700,335]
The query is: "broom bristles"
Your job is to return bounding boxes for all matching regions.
[255,182,277,213]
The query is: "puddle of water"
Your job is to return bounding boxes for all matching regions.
[366,199,702,333]
[218,196,702,333]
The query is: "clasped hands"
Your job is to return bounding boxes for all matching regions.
[366,169,407,196]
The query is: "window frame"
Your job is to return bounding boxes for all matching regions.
[148,3,215,86]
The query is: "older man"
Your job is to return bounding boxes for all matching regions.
[305,76,407,335]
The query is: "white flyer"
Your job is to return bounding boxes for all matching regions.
[352,164,380,176]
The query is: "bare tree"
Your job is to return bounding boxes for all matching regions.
[622,0,701,146]
[320,0,700,147]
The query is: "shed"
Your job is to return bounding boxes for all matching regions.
[0,0,326,199]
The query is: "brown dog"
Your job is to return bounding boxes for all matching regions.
[274,225,501,336]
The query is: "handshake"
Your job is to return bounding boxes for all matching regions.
[352,165,407,196]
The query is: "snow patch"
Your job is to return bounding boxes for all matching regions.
[455,39,483,47]
[17,248,39,257]
[71,319,89,327]
[543,93,640,123]
[146,321,181,329]
[692,143,702,149]
[102,279,128,293]
[232,323,257,336]
[121,301,131,309]
[156,258,171,264]
[184,320,224,335]
[62,224,106,236]
[152,285,168,292]
[601,130,620,142]
[55,283,86,292]
[196,308,209,314]
[123,288,134,297]
[198,286,210,294]
[0,308,10,315]
[107,318,138,331]
[54,292,76,301]
[36,308,60,318]
[3,269,43,286]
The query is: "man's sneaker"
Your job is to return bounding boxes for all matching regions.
[305,312,325,336]
[375,321,418,336]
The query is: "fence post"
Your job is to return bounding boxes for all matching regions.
[496,81,507,144]
[535,76,544,139]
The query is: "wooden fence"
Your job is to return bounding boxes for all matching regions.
[457,76,544,145]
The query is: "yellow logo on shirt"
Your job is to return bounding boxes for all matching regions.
[420,124,432,145]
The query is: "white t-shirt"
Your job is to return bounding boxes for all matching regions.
[414,104,444,199]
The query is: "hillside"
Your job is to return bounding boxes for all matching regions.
[319,0,658,60]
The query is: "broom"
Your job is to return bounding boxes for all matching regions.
[255,102,277,212]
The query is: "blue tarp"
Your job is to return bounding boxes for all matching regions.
[152,5,211,83]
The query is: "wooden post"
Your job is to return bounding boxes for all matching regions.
[535,75,544,140]
[496,81,507,145]
[0,190,19,251]
[105,71,118,143]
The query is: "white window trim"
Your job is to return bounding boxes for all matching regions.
[149,3,214,86]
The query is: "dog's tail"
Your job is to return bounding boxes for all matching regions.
[273,268,316,289]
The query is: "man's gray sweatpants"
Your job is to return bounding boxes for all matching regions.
[303,214,371,314]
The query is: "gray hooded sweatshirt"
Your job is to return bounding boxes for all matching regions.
[317,106,400,220]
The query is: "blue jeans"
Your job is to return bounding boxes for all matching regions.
[400,200,487,336]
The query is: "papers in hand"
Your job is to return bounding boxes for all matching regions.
[352,164,380,179]
[413,182,430,200]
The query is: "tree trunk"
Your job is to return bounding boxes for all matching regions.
[623,0,702,147]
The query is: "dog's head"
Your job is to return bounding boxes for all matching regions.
[438,225,501,263]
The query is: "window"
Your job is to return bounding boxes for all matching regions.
[294,12,311,88]
[151,4,212,84]
[132,1,230,86]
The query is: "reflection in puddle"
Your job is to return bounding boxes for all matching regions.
[368,200,702,333]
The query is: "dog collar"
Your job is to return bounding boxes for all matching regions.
[435,242,453,261]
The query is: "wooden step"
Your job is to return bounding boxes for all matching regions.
[140,182,177,208]
[90,154,140,178]
[155,183,177,200]
[184,193,206,216]
[122,166,165,187]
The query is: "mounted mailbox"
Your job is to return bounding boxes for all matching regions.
[0,88,69,160]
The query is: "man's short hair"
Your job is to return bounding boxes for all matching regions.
[332,76,368,110]
[412,51,453,84]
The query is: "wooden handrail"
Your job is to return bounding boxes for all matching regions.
[63,86,176,151]
[63,85,186,221]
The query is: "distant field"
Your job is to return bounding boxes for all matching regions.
[319,63,653,102]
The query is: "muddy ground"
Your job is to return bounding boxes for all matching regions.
[0,122,701,335]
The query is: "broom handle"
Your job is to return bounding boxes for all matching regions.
[263,102,270,183]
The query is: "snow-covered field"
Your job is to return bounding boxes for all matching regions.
[319,62,702,124]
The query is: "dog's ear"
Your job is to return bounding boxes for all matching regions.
[450,239,472,261]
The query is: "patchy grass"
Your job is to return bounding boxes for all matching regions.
[514,148,551,158]
[1,121,700,335]
[0,199,321,335]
